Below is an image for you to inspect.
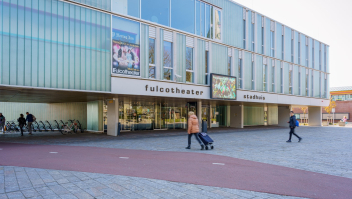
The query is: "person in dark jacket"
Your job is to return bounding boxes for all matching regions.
[287,111,302,143]
[0,113,5,133]
[18,114,26,136]
[26,112,34,135]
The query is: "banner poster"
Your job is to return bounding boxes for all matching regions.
[112,29,140,76]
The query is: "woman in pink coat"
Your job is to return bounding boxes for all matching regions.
[185,112,204,150]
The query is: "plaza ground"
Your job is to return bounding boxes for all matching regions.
[0,126,351,199]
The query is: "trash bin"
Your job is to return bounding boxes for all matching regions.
[202,120,207,133]
[117,122,121,135]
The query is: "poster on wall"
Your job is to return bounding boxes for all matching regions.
[210,74,236,100]
[112,29,140,76]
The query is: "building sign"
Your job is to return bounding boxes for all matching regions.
[145,85,204,95]
[210,74,236,100]
[244,94,266,100]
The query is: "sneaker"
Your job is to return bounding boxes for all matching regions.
[298,138,302,142]
[201,145,204,150]
[185,146,190,149]
[286,140,291,143]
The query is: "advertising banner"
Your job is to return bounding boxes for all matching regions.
[211,74,236,100]
[112,29,140,76]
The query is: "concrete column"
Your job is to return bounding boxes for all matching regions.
[308,106,322,126]
[107,98,119,136]
[197,100,202,130]
[278,106,290,127]
[230,105,244,128]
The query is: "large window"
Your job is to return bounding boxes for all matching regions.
[141,0,170,26]
[186,47,194,83]
[206,4,212,39]
[205,51,209,84]
[214,8,222,41]
[149,38,155,78]
[270,31,275,57]
[238,58,243,89]
[228,56,232,76]
[163,41,173,80]
[171,0,195,34]
[112,0,140,18]
[263,64,267,91]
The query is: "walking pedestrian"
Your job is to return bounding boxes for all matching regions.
[185,111,204,150]
[26,112,34,135]
[286,111,302,143]
[0,113,5,133]
[17,114,26,136]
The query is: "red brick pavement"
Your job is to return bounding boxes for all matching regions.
[0,143,351,199]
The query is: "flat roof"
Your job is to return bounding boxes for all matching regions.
[330,86,352,92]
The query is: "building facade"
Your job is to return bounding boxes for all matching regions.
[0,0,330,134]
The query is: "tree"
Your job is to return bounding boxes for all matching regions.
[324,98,336,124]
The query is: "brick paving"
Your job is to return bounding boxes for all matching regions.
[1,126,351,198]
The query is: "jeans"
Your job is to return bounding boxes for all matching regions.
[19,124,24,135]
[27,122,32,134]
[289,127,301,140]
[188,133,203,147]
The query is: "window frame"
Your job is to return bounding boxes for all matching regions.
[163,41,174,81]
[186,46,194,83]
[148,38,156,79]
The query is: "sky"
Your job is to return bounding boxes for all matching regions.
[232,0,352,88]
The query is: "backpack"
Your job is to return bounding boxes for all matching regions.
[295,119,299,127]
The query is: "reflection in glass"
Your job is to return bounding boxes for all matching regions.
[171,0,195,34]
[112,0,140,18]
[163,41,173,81]
[186,47,194,83]
[215,9,221,40]
[149,38,155,64]
[164,68,173,80]
[141,0,170,26]
[205,4,211,38]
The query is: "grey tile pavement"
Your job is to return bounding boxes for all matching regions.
[0,166,305,199]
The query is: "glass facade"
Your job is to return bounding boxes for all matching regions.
[0,0,329,99]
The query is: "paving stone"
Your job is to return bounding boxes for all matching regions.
[6,191,25,199]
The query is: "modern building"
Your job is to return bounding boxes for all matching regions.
[0,0,330,135]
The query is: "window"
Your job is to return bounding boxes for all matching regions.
[238,58,243,89]
[251,23,255,51]
[298,70,301,95]
[263,64,267,91]
[312,43,315,68]
[205,51,209,84]
[112,0,140,18]
[305,73,309,96]
[280,65,283,93]
[298,40,301,65]
[228,56,231,76]
[305,39,309,67]
[196,1,205,36]
[282,35,284,60]
[205,4,212,39]
[324,77,327,98]
[289,69,293,94]
[214,9,221,41]
[171,0,195,34]
[186,47,194,83]
[243,19,246,49]
[141,0,170,27]
[261,27,264,54]
[272,64,275,92]
[291,37,294,62]
[163,41,173,80]
[311,72,314,97]
[324,45,327,72]
[149,38,156,78]
[319,44,322,71]
[251,60,255,90]
[270,31,275,57]
[319,73,321,98]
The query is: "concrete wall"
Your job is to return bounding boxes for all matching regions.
[308,107,322,126]
[0,102,87,128]
[230,105,243,128]
[278,106,290,127]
